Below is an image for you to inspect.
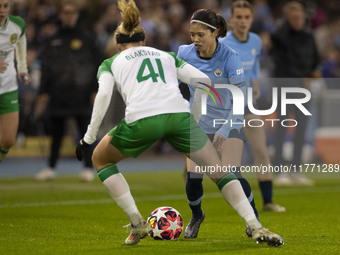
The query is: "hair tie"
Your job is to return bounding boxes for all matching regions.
[190,19,217,30]
[116,32,145,43]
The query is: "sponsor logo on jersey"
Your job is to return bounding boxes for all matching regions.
[10,34,18,44]
[0,50,10,60]
[11,100,18,104]
[236,68,244,75]
[214,68,222,77]
[70,39,83,50]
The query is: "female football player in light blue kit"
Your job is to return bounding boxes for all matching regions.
[0,0,30,162]
[220,0,285,212]
[178,8,262,239]
[75,0,283,247]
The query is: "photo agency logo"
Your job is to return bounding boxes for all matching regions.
[197,82,223,107]
[198,84,312,128]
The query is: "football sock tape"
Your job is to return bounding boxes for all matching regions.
[186,172,204,218]
[97,164,119,182]
[216,172,238,191]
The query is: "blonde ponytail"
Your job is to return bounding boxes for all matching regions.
[115,0,145,41]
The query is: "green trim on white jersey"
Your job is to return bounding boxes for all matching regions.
[8,15,26,37]
[0,15,26,95]
[97,52,120,79]
[166,51,186,68]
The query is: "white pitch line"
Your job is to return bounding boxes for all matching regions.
[0,186,339,209]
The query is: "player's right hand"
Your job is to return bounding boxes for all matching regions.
[0,60,9,73]
[76,139,90,161]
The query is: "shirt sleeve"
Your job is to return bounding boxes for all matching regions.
[15,34,28,73]
[83,72,114,144]
[225,52,247,88]
[176,62,213,122]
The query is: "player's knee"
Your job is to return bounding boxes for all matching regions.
[91,147,101,169]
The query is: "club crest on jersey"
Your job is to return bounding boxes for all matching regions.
[251,48,256,55]
[70,39,83,50]
[214,68,222,77]
[10,34,18,44]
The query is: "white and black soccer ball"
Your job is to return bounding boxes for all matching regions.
[147,206,183,240]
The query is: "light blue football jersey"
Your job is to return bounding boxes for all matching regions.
[178,41,246,135]
[220,31,262,80]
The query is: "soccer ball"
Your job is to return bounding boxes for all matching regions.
[147,206,183,240]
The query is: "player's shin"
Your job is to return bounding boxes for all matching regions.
[98,164,143,226]
[234,170,259,219]
[217,173,262,228]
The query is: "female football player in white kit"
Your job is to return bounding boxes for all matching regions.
[0,0,30,162]
[75,0,283,247]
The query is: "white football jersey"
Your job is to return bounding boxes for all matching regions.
[97,46,190,123]
[0,15,26,95]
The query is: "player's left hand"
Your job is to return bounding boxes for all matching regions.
[252,85,261,100]
[252,80,261,100]
[76,139,90,161]
[18,73,31,85]
[212,134,226,152]
[253,88,261,100]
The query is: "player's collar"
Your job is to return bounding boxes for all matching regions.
[0,17,9,31]
[196,40,221,60]
[232,31,249,43]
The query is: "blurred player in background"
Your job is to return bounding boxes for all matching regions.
[76,0,283,247]
[34,0,101,181]
[220,0,285,212]
[271,1,320,186]
[0,0,30,163]
[178,8,260,239]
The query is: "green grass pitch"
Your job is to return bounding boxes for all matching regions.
[0,171,339,255]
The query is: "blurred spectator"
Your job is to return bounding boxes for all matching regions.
[314,16,340,60]
[251,0,276,33]
[17,46,41,144]
[321,48,340,88]
[34,0,103,181]
[93,2,120,49]
[0,0,31,163]
[270,1,320,186]
[306,1,326,29]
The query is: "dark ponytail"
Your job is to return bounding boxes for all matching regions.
[216,14,227,38]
